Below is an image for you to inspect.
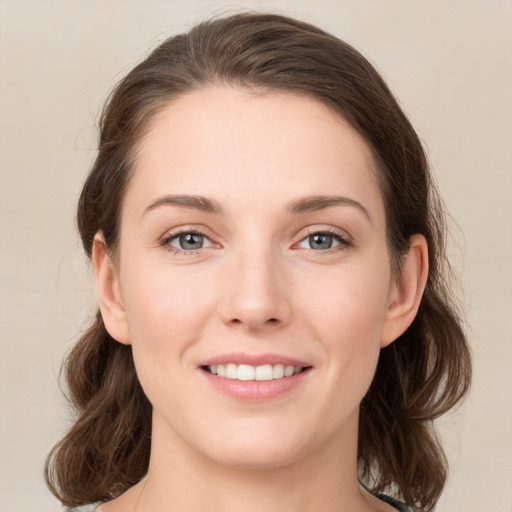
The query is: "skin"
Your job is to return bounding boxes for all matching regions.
[94,87,428,512]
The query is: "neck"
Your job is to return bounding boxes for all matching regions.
[132,409,377,512]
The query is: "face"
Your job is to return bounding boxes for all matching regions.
[97,87,417,471]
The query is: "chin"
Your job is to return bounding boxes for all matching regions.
[207,440,305,470]
[196,419,315,470]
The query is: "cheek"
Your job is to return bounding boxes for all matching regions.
[300,262,391,342]
[119,257,218,368]
[122,251,213,321]
[119,261,219,414]
[299,262,391,389]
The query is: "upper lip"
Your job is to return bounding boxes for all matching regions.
[199,352,312,368]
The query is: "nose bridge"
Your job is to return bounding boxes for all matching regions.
[223,236,290,329]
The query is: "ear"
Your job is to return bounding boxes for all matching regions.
[380,234,429,348]
[92,233,131,345]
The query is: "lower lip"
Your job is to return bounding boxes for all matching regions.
[200,368,311,401]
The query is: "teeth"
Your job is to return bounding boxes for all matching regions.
[284,365,294,377]
[273,364,285,379]
[226,363,237,379]
[238,364,255,381]
[255,364,273,381]
[207,363,305,381]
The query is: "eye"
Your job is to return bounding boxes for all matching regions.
[164,231,214,252]
[296,230,350,251]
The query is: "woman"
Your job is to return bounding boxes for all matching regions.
[45,12,471,512]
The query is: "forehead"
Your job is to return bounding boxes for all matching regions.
[127,87,384,221]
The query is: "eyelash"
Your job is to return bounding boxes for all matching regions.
[160,228,213,256]
[297,227,352,255]
[160,227,352,256]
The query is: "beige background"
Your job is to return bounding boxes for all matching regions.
[0,1,510,511]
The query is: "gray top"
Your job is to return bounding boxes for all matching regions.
[69,505,100,512]
[68,495,417,511]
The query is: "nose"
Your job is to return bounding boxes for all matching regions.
[219,246,292,331]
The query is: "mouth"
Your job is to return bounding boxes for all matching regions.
[198,353,313,400]
[201,363,312,381]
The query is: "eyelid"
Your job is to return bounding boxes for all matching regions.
[158,224,352,256]
[293,226,353,252]
[159,225,220,255]
[168,232,214,249]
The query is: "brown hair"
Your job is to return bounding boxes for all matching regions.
[46,12,471,510]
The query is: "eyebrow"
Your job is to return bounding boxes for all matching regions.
[144,194,224,215]
[143,194,371,223]
[286,195,372,223]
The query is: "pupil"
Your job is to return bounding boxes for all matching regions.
[310,233,332,250]
[180,233,203,250]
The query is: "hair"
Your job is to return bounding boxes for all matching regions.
[46,12,471,511]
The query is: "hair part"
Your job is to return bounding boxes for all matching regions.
[46,12,471,510]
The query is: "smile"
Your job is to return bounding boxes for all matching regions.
[199,354,313,400]
[204,363,306,381]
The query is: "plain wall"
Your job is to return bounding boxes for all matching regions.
[0,1,510,511]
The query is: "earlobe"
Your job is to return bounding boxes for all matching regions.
[380,234,429,348]
[92,233,131,345]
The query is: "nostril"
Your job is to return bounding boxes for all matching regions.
[231,318,278,324]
